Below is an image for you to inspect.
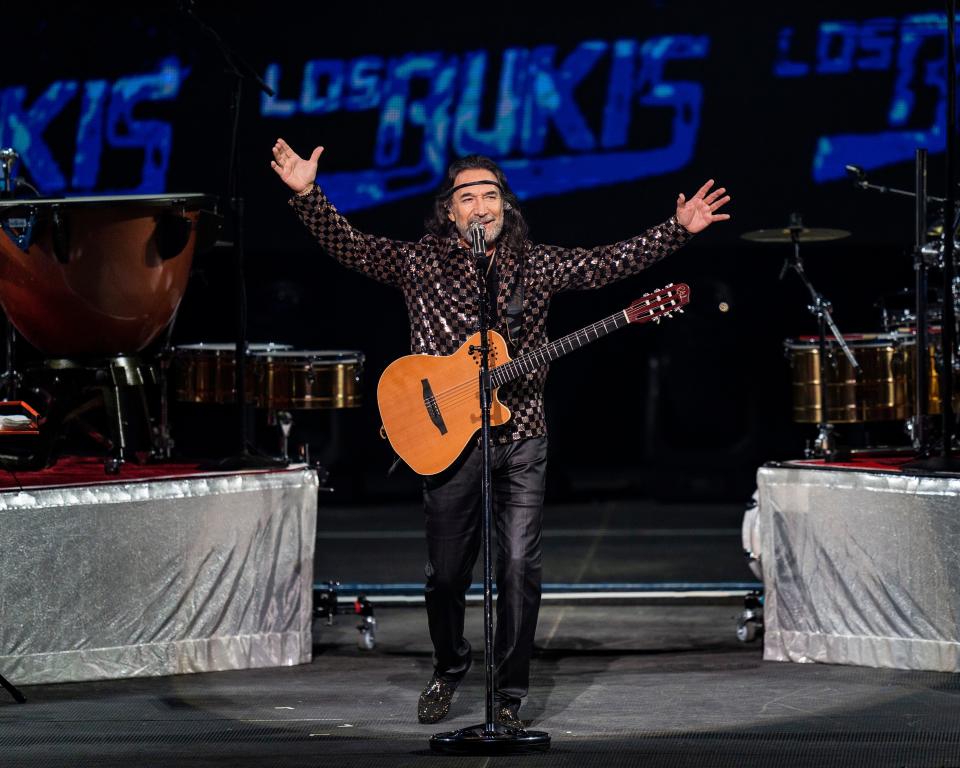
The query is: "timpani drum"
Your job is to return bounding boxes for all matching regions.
[0,193,215,357]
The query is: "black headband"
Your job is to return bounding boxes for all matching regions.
[438,179,505,200]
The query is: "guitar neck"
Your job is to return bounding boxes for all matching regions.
[490,310,630,388]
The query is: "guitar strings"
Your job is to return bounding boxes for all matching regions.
[424,313,629,412]
[421,294,683,414]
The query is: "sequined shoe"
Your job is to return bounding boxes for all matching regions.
[496,702,524,731]
[418,674,463,724]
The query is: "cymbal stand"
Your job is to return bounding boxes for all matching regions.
[782,214,860,459]
[0,149,21,400]
[910,149,934,454]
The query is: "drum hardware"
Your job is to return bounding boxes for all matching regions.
[152,321,181,462]
[49,357,159,473]
[270,410,294,462]
[172,342,293,404]
[911,149,937,455]
[0,148,27,404]
[0,148,17,190]
[0,328,20,403]
[0,193,219,472]
[848,149,959,466]
[876,286,944,333]
[0,357,160,473]
[744,213,858,459]
[175,346,363,464]
[784,332,951,424]
[173,346,364,410]
[250,350,364,410]
[844,163,947,203]
[173,345,362,467]
[740,225,851,243]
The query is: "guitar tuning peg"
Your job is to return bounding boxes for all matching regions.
[677,308,684,314]
[653,316,661,324]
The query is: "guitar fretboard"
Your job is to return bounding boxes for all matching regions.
[490,310,630,387]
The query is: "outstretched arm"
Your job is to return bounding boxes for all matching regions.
[274,139,416,287]
[539,179,730,293]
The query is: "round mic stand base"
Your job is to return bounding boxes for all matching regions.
[430,725,550,755]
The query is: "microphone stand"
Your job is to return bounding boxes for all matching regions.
[906,0,960,472]
[847,160,943,457]
[180,4,286,469]
[847,170,946,204]
[430,223,549,756]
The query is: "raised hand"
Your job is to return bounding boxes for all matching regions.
[271,138,324,194]
[676,180,731,234]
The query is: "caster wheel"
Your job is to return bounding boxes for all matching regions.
[737,619,758,643]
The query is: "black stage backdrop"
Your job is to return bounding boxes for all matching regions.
[1,1,948,499]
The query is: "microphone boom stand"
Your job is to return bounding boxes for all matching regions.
[181,5,286,470]
[905,0,960,472]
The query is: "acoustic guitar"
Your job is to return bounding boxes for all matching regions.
[377,283,690,475]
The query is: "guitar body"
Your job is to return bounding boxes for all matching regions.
[377,331,513,475]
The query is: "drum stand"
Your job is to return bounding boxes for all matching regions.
[781,214,860,459]
[269,409,294,462]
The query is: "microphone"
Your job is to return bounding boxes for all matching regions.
[468,220,487,259]
[845,165,867,187]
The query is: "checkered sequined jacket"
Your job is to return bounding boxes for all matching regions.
[290,186,692,444]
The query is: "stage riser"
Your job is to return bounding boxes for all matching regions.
[759,466,960,672]
[0,468,317,685]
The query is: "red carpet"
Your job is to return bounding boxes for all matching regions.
[0,455,271,490]
[783,454,960,476]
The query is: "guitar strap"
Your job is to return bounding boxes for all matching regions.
[502,248,525,350]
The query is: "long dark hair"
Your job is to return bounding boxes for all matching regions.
[426,155,529,253]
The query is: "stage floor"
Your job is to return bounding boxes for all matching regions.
[313,498,758,591]
[5,480,958,765]
[4,602,960,767]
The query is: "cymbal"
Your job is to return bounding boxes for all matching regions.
[740,227,851,243]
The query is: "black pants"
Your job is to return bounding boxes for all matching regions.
[423,436,547,705]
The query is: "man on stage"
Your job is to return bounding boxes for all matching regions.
[272,139,730,728]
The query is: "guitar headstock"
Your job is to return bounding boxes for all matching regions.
[626,283,691,325]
